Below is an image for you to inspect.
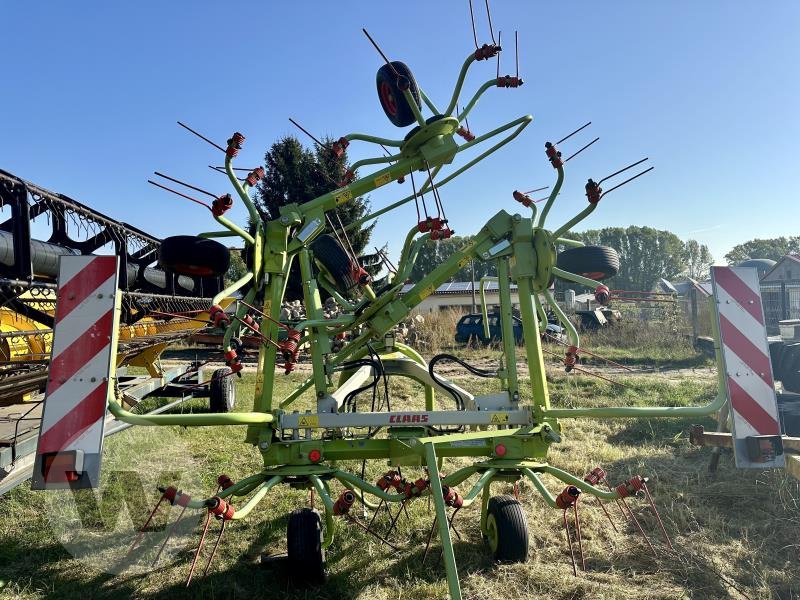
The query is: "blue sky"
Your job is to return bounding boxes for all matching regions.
[2,1,799,265]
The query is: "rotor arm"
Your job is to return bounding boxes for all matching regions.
[552,202,598,240]
[394,225,432,284]
[536,165,564,228]
[456,79,496,124]
[345,114,533,233]
[541,288,579,349]
[444,53,479,116]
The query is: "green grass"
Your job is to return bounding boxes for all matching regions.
[1,362,798,599]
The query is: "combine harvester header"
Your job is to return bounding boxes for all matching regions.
[0,169,237,495]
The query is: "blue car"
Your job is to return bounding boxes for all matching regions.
[455,313,563,345]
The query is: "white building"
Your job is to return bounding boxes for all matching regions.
[399,281,520,314]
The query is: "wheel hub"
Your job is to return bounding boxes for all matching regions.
[486,513,499,553]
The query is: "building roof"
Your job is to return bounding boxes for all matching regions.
[737,258,778,277]
[655,278,712,296]
[399,281,517,295]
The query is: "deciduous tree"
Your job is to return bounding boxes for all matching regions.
[725,237,800,264]
[567,226,688,291]
[682,239,714,280]
[407,235,497,283]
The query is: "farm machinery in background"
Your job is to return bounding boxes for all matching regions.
[0,169,236,494]
[29,10,791,600]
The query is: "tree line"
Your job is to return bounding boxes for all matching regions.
[724,237,800,264]
[561,226,712,291]
[407,226,712,292]
[407,230,800,292]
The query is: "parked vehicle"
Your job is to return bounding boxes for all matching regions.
[455,313,563,345]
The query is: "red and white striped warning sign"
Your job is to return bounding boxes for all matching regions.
[32,255,119,489]
[711,266,783,468]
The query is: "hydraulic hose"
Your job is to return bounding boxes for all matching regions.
[428,353,497,410]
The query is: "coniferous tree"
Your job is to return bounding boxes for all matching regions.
[254,136,379,300]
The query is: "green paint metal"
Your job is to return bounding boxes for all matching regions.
[100,44,726,599]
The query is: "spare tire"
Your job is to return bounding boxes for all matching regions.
[556,246,620,281]
[376,61,421,127]
[310,234,359,295]
[159,235,230,277]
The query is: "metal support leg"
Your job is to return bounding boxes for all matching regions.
[709,296,731,474]
[480,479,492,537]
[709,402,730,473]
[425,443,461,600]
[310,475,335,549]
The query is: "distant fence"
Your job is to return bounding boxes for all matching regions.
[681,288,713,339]
[760,281,800,333]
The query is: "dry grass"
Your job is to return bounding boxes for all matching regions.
[406,309,464,353]
[1,360,798,600]
[409,306,707,368]
[580,318,705,369]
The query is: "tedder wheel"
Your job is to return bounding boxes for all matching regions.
[556,245,620,281]
[310,234,359,295]
[485,495,529,563]
[376,61,421,127]
[286,508,326,583]
[159,235,230,277]
[209,367,235,413]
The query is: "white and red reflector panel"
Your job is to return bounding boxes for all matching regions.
[711,266,784,468]
[32,256,119,489]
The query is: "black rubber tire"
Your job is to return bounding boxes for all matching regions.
[209,367,235,413]
[287,508,326,583]
[376,61,421,127]
[310,234,358,294]
[159,235,230,277]
[486,495,529,563]
[556,246,620,281]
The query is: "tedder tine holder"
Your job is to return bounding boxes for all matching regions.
[556,486,585,575]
